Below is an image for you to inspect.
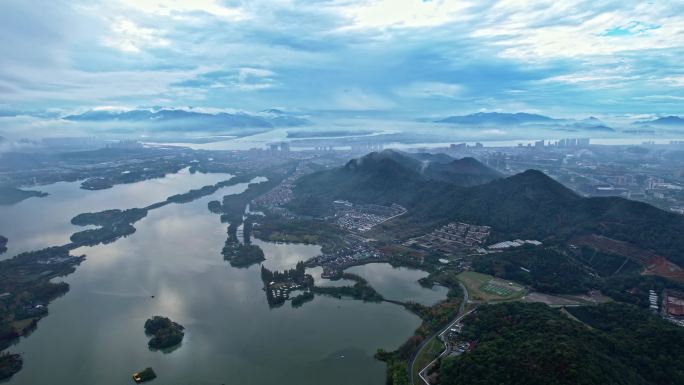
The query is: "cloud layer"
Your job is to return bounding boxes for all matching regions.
[1,0,683,119]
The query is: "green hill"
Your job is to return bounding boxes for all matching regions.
[422,156,502,186]
[292,152,684,266]
[439,302,684,385]
[291,150,499,215]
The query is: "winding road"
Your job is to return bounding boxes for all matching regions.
[409,282,472,385]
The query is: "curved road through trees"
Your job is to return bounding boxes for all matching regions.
[409,282,472,385]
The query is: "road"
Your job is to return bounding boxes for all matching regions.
[409,282,471,385]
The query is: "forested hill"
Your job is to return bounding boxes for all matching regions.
[439,302,684,385]
[421,156,503,186]
[291,150,499,211]
[292,151,684,266]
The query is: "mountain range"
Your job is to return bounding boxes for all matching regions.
[435,112,617,131]
[436,112,557,125]
[292,150,684,267]
[63,108,311,129]
[635,115,684,126]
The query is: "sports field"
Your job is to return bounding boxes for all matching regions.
[457,271,526,301]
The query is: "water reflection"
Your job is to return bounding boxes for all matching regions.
[253,238,320,271]
[0,168,233,258]
[347,263,448,306]
[6,180,423,385]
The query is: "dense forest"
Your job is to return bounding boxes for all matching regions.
[144,316,184,350]
[472,245,684,308]
[439,302,684,385]
[472,246,595,294]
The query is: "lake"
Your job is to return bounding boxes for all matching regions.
[347,263,448,306]
[0,167,234,258]
[3,170,430,385]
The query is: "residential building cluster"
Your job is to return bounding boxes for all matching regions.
[664,289,684,327]
[649,289,659,312]
[308,243,385,279]
[487,239,542,250]
[252,163,313,216]
[333,200,406,233]
[405,222,491,254]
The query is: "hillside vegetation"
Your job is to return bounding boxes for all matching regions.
[439,302,684,385]
[293,150,684,266]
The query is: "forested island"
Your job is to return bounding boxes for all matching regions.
[70,208,148,246]
[0,235,7,254]
[261,262,314,307]
[290,291,315,307]
[0,246,84,380]
[208,174,287,267]
[223,243,265,267]
[0,353,22,381]
[69,176,248,248]
[144,316,184,350]
[0,186,47,205]
[311,273,383,302]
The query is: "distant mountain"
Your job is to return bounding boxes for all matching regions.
[405,152,455,164]
[292,152,684,266]
[436,112,556,125]
[635,116,684,126]
[435,112,619,131]
[581,116,603,124]
[420,156,503,186]
[571,123,615,132]
[311,150,500,190]
[63,108,311,129]
[292,151,427,210]
[290,150,501,215]
[265,115,311,127]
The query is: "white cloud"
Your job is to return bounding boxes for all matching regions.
[471,1,684,60]
[660,76,684,87]
[102,18,170,53]
[395,81,462,98]
[117,0,247,20]
[233,67,277,91]
[330,88,395,110]
[0,65,205,104]
[339,0,474,29]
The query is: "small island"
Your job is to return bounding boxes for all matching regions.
[290,291,314,308]
[221,218,266,267]
[70,208,148,246]
[261,262,314,307]
[0,186,47,206]
[223,243,265,267]
[144,316,184,351]
[0,353,22,380]
[132,367,157,383]
[0,235,7,254]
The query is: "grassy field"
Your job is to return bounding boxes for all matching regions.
[412,335,445,385]
[457,271,526,302]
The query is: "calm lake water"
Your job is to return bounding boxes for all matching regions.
[0,167,234,258]
[347,263,448,306]
[3,170,434,385]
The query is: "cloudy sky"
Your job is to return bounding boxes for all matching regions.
[1,0,684,119]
